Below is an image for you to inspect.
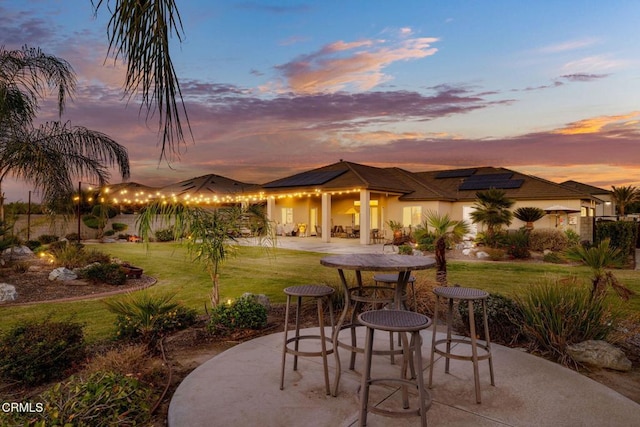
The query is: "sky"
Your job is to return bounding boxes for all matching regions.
[2,0,640,202]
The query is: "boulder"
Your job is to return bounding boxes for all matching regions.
[0,283,17,302]
[241,292,271,310]
[476,251,490,259]
[3,245,34,259]
[48,267,78,281]
[566,340,632,372]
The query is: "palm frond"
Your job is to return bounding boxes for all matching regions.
[93,0,191,162]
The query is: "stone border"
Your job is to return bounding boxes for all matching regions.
[3,275,158,307]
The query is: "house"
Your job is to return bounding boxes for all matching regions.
[259,161,600,244]
[559,180,615,217]
[70,161,599,244]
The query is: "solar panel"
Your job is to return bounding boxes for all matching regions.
[263,169,347,188]
[459,179,524,191]
[465,173,513,182]
[435,168,477,179]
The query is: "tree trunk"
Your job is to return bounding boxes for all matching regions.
[211,273,220,307]
[435,236,447,285]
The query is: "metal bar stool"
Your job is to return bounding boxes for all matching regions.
[373,273,417,311]
[358,310,432,427]
[428,286,495,403]
[280,285,335,395]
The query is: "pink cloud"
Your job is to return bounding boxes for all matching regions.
[275,36,439,93]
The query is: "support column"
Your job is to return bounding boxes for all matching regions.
[359,190,371,245]
[267,197,276,232]
[321,193,331,243]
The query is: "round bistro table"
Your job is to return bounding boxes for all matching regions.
[320,253,436,396]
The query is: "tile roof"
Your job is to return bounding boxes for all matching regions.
[160,174,260,198]
[560,180,611,195]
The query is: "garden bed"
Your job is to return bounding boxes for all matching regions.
[0,259,155,305]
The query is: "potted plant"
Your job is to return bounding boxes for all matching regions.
[386,220,404,239]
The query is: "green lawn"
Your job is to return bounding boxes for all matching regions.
[1,242,638,343]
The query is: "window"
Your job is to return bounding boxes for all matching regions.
[281,207,293,224]
[402,206,422,227]
[581,207,587,217]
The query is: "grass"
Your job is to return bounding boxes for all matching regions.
[1,242,638,343]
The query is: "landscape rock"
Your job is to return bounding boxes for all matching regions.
[3,245,35,259]
[242,292,271,310]
[476,251,490,259]
[566,340,632,372]
[48,267,78,282]
[0,283,17,302]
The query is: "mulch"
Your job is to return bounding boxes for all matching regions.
[0,258,156,306]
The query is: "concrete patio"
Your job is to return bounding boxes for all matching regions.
[168,236,640,426]
[168,326,640,426]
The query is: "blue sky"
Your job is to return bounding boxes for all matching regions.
[2,0,639,202]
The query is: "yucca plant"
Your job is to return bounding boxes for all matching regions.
[516,278,618,366]
[104,292,186,345]
[564,238,635,300]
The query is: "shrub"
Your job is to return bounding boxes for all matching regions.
[111,222,128,232]
[564,228,581,246]
[154,228,175,242]
[416,231,437,252]
[543,251,567,264]
[595,220,638,256]
[84,248,112,264]
[104,229,116,236]
[51,242,86,268]
[25,239,41,250]
[458,293,525,345]
[398,244,413,255]
[12,261,30,273]
[515,278,619,366]
[209,294,268,335]
[37,234,59,244]
[105,292,198,343]
[483,247,505,261]
[0,319,86,385]
[82,263,127,285]
[505,230,530,259]
[84,344,150,377]
[529,228,569,252]
[10,371,151,426]
[65,232,80,241]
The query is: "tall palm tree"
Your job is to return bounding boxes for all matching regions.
[611,185,639,217]
[0,46,130,219]
[469,188,515,246]
[415,211,469,285]
[92,0,190,162]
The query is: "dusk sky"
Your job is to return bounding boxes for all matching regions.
[2,0,639,202]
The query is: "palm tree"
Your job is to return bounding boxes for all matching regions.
[611,185,639,217]
[414,210,469,285]
[137,202,273,307]
[92,0,190,162]
[513,207,545,230]
[564,239,635,300]
[469,188,515,246]
[0,46,130,219]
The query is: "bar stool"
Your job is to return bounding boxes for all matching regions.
[373,273,417,311]
[280,285,335,395]
[428,286,495,403]
[358,310,432,427]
